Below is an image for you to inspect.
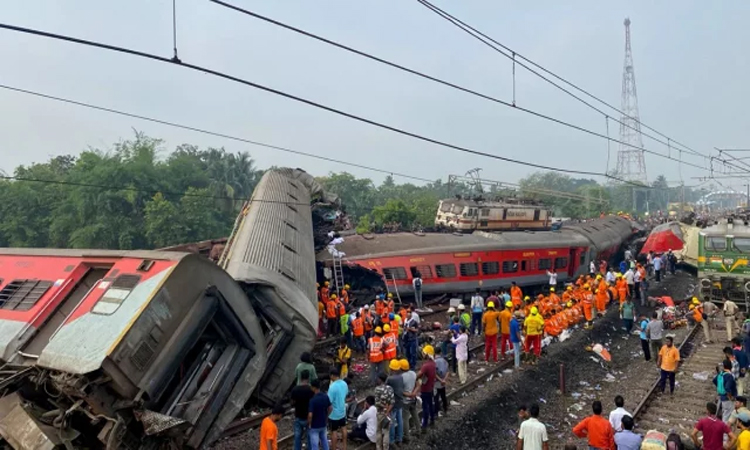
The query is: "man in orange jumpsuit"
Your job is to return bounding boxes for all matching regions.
[482,302,501,362]
[549,287,561,306]
[615,275,629,304]
[510,282,523,308]
[326,293,339,337]
[341,284,350,305]
[499,301,514,360]
[595,288,608,317]
[582,285,595,328]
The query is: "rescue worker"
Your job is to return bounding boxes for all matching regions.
[615,274,629,304]
[317,292,326,338]
[386,293,396,314]
[582,285,595,329]
[458,304,471,330]
[691,298,712,343]
[523,296,533,317]
[382,324,398,364]
[524,306,545,362]
[510,282,523,308]
[336,337,352,379]
[482,301,501,363]
[499,301,514,360]
[321,281,330,304]
[595,288,609,318]
[352,311,366,353]
[549,287,561,306]
[340,307,352,348]
[375,295,385,317]
[368,327,384,383]
[363,305,374,340]
[327,293,339,337]
[562,285,574,305]
[341,284,350,305]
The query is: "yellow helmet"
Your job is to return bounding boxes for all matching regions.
[692,297,700,305]
[389,359,401,371]
[524,296,531,301]
[375,326,383,334]
[422,345,435,357]
[345,284,350,290]
[550,287,555,292]
[505,301,513,308]
[567,286,573,291]
[330,293,337,299]
[531,306,539,315]
[324,281,330,286]
[584,284,590,289]
[387,293,393,299]
[487,301,495,308]
[399,359,410,371]
[596,275,602,279]
[616,273,622,278]
[689,304,695,310]
[383,324,391,332]
[566,301,573,308]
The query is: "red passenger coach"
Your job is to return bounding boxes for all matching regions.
[321,216,634,295]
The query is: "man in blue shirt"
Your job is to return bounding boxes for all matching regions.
[328,368,349,450]
[510,311,522,368]
[638,315,651,361]
[653,254,662,282]
[308,379,331,450]
[615,416,642,450]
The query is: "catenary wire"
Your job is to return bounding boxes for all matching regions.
[0,84,434,184]
[415,0,712,161]
[0,22,662,185]
[208,0,713,172]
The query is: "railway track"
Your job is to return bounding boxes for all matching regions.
[632,323,726,441]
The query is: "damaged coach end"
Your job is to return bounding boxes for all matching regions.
[0,249,267,449]
[220,168,332,405]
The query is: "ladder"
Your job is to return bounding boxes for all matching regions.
[332,256,345,295]
[384,274,402,304]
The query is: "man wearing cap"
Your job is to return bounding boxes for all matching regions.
[482,301,501,363]
[458,304,471,330]
[416,345,437,428]
[524,307,545,362]
[368,327,385,383]
[725,299,740,342]
[386,359,404,446]
[499,301,514,360]
[729,396,750,433]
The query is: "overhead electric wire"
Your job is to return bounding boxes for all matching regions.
[0,84,434,184]
[0,22,667,186]
[207,0,713,174]
[415,0,712,162]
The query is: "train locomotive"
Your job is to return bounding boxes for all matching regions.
[322,216,635,296]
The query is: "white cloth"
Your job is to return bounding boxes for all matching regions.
[470,295,484,312]
[590,261,596,273]
[410,311,421,325]
[518,418,548,450]
[624,269,634,285]
[356,405,378,443]
[606,271,615,284]
[624,249,633,260]
[608,407,632,432]
[634,270,642,283]
[546,271,557,286]
[451,333,468,362]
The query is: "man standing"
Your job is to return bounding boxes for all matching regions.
[638,315,651,361]
[417,345,437,428]
[499,301,514,361]
[524,307,545,362]
[633,265,643,306]
[608,395,631,432]
[400,359,419,442]
[374,374,394,450]
[726,299,740,342]
[451,325,469,384]
[646,313,664,367]
[482,301,501,363]
[291,371,315,450]
[716,359,738,423]
[368,327,385,383]
[653,253,662,282]
[614,416,642,450]
[517,404,548,450]
[620,297,636,336]
[546,269,557,289]
[734,338,750,396]
[385,360,404,446]
[470,289,484,336]
[328,368,349,450]
[402,313,419,372]
[308,379,331,450]
[657,336,680,395]
[692,402,734,450]
[729,396,750,434]
[260,404,285,450]
[412,272,423,309]
[510,311,523,368]
[572,401,615,450]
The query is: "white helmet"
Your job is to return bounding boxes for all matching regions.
[447,307,456,314]
[457,304,466,310]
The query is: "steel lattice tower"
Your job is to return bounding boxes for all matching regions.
[614,18,648,184]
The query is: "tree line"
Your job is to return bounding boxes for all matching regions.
[0,132,709,250]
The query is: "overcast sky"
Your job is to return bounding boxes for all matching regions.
[1,1,748,189]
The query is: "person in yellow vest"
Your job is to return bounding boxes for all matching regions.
[368,327,384,382]
[523,306,545,363]
[336,337,352,379]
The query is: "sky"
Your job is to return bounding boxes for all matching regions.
[1,1,749,189]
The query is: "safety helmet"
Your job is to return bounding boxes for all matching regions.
[375,326,383,334]
[457,304,465,310]
[383,324,391,332]
[616,273,622,278]
[567,286,573,291]
[567,301,573,308]
[583,284,590,289]
[422,345,435,357]
[524,296,531,301]
[596,275,602,279]
[364,304,370,309]
[550,287,555,292]
[399,359,410,371]
[505,301,513,308]
[330,294,337,299]
[325,281,330,286]
[389,313,395,320]
[389,359,401,371]
[531,306,539,315]
[345,284,350,289]
[447,307,456,314]
[487,301,495,308]
[387,293,393,299]
[692,297,700,305]
[689,304,695,311]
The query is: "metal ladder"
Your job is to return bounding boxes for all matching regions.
[384,274,402,304]
[332,256,345,294]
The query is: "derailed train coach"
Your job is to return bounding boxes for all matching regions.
[0,249,267,449]
[219,168,332,405]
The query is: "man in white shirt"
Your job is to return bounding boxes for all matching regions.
[546,270,557,288]
[608,395,632,432]
[606,268,616,284]
[349,395,377,443]
[470,289,484,336]
[624,268,635,293]
[589,261,596,276]
[724,300,740,342]
[633,268,643,306]
[517,404,548,450]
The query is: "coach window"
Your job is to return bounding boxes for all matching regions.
[580,253,586,266]
[555,257,568,269]
[383,267,408,280]
[481,208,490,217]
[705,236,727,252]
[460,263,479,277]
[538,259,552,270]
[733,238,750,253]
[482,261,500,275]
[502,261,519,273]
[0,279,53,311]
[410,265,433,279]
[92,274,141,315]
[435,264,457,278]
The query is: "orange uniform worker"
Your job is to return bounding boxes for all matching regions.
[382,324,398,362]
[595,288,609,317]
[317,298,325,338]
[615,276,629,304]
[510,282,523,308]
[582,285,595,326]
[562,286,573,304]
[386,293,395,314]
[549,287,561,306]
[326,294,339,337]
[320,281,330,303]
[341,284,350,304]
[482,302,501,362]
[368,327,385,382]
[374,296,385,316]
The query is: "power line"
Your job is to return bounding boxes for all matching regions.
[415,0,712,162]
[0,22,655,185]
[207,0,712,174]
[0,84,434,184]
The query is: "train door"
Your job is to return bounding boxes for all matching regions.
[568,248,577,277]
[534,209,540,222]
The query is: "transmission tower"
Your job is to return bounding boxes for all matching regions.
[614,18,648,185]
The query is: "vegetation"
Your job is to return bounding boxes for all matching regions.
[0,132,712,250]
